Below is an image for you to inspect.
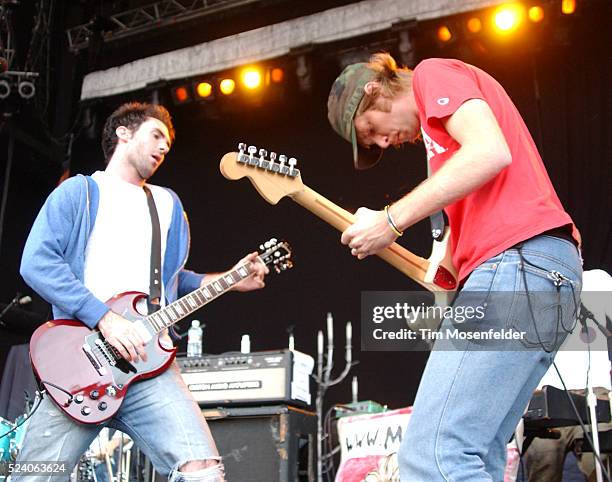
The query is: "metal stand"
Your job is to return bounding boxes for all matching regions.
[579,303,612,482]
[313,313,354,482]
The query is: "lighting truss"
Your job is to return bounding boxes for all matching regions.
[66,0,261,52]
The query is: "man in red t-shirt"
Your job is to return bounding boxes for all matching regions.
[327,53,583,481]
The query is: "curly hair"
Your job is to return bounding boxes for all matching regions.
[357,52,413,115]
[101,102,176,162]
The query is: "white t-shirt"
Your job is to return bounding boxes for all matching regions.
[83,171,174,306]
[538,269,612,390]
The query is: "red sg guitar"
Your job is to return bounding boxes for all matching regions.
[29,239,292,424]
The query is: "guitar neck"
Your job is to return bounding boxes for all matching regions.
[291,186,436,291]
[144,263,253,334]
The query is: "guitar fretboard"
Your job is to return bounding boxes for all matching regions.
[144,262,253,334]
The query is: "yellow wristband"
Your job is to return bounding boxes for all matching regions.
[384,205,403,237]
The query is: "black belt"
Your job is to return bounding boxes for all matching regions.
[540,226,577,246]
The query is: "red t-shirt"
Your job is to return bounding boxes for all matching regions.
[412,58,579,283]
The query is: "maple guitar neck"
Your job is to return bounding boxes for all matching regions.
[219,147,457,294]
[290,185,441,292]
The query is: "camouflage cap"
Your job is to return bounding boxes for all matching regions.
[327,62,383,170]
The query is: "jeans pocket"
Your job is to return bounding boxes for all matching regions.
[506,261,581,350]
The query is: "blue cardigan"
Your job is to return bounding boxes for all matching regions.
[20,174,204,328]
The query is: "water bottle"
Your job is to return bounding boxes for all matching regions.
[187,320,203,357]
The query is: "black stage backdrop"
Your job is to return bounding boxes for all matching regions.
[0,5,610,413]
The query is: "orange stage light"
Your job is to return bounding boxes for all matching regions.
[195,82,213,98]
[528,6,545,22]
[467,17,483,33]
[270,68,284,83]
[173,86,189,103]
[241,68,262,90]
[561,0,576,14]
[219,78,236,95]
[493,4,524,33]
[437,25,453,42]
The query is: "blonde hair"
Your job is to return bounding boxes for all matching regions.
[357,53,413,114]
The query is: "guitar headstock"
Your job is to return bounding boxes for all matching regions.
[220,143,305,204]
[258,238,293,274]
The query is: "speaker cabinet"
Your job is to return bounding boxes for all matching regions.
[205,405,316,482]
[143,405,316,481]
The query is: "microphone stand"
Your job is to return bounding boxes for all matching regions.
[579,304,610,482]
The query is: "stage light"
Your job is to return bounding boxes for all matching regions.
[171,85,190,104]
[18,80,35,99]
[493,4,524,33]
[270,68,284,84]
[561,0,576,14]
[0,79,10,99]
[467,17,482,33]
[241,68,262,90]
[437,25,453,42]
[195,81,213,99]
[528,6,545,22]
[219,78,235,95]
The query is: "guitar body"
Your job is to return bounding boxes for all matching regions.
[30,292,176,425]
[28,240,292,425]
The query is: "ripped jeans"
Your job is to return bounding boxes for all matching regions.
[12,362,224,481]
[398,234,582,482]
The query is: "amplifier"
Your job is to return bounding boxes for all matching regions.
[177,349,313,407]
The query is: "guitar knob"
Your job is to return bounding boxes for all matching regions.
[106,386,117,397]
[81,406,91,416]
[90,390,99,400]
[98,402,108,411]
[75,394,84,404]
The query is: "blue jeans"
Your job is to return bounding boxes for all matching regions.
[13,362,223,481]
[398,235,582,481]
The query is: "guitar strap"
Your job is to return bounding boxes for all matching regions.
[143,185,162,314]
[427,159,446,241]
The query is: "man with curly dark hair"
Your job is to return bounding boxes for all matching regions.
[16,102,269,482]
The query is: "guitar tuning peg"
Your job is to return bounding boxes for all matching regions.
[264,241,272,249]
[268,152,279,172]
[288,157,298,177]
[238,142,246,153]
[271,238,277,244]
[278,155,290,175]
[259,244,265,251]
[258,149,268,168]
[247,145,258,166]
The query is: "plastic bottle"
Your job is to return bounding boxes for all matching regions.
[187,320,203,357]
[240,334,250,354]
